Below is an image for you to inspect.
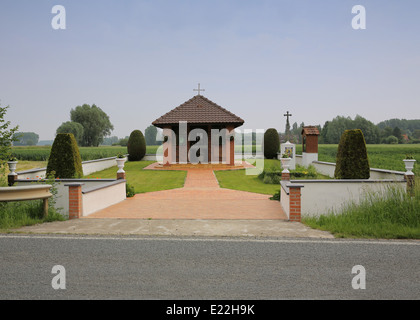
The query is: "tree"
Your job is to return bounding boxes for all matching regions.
[118,137,129,146]
[70,104,114,147]
[263,128,280,159]
[0,105,19,185]
[56,121,84,145]
[392,127,402,144]
[145,125,158,146]
[334,129,370,179]
[320,115,380,144]
[46,133,83,179]
[127,130,146,161]
[12,132,39,146]
[102,136,119,146]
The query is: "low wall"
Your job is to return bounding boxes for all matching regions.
[16,179,126,218]
[16,156,129,179]
[292,155,406,181]
[82,180,127,216]
[287,179,407,218]
[311,160,406,180]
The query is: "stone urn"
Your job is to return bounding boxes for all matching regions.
[7,160,18,176]
[280,157,291,173]
[116,156,126,173]
[403,159,416,175]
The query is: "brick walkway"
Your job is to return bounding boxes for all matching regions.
[85,162,287,220]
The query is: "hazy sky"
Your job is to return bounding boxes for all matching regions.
[1,0,419,140]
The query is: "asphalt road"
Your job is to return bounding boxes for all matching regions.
[0,234,419,300]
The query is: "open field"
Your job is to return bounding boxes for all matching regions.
[296,144,419,175]
[10,146,131,161]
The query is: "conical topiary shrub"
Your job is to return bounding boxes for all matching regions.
[127,130,146,161]
[263,128,280,159]
[334,129,370,179]
[46,133,83,178]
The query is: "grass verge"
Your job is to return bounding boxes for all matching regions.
[0,200,65,232]
[302,180,420,239]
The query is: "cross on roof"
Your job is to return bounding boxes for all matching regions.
[284,111,292,122]
[193,83,205,96]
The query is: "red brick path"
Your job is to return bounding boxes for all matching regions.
[85,162,287,220]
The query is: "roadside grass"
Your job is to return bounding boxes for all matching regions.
[0,200,65,232]
[84,161,186,193]
[302,180,420,239]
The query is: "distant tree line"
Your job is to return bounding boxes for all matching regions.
[279,116,420,145]
[12,132,39,146]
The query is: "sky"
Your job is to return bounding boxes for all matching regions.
[0,0,419,141]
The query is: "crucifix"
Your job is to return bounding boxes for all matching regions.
[284,111,292,122]
[193,83,205,96]
[284,111,292,141]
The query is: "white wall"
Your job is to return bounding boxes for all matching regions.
[296,180,407,217]
[82,181,126,216]
[309,160,405,180]
[16,179,126,218]
[16,157,123,179]
[280,182,290,219]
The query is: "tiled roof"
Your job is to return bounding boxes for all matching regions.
[302,126,320,135]
[152,95,245,127]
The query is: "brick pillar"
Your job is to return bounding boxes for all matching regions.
[288,184,303,222]
[281,172,290,181]
[8,174,17,186]
[65,183,84,219]
[117,172,126,180]
[405,174,415,196]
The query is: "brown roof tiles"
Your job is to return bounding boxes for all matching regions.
[302,126,320,136]
[152,95,245,128]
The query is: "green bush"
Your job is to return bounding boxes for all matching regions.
[270,190,281,201]
[126,182,136,197]
[127,130,146,161]
[263,128,280,159]
[46,133,83,178]
[334,129,370,179]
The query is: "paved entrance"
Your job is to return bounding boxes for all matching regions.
[85,162,287,220]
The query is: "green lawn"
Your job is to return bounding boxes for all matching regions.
[214,160,281,195]
[85,161,186,194]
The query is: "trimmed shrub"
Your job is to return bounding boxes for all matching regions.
[127,130,146,161]
[263,128,280,159]
[46,133,83,178]
[334,129,370,179]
